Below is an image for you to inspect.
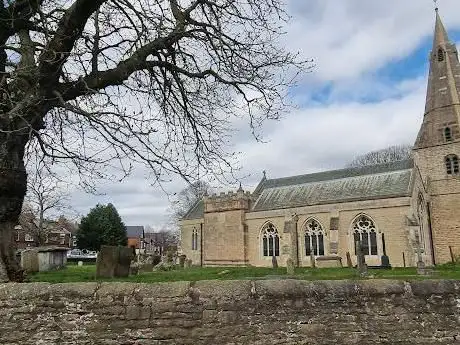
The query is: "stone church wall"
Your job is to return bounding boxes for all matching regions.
[1,280,459,344]
[246,197,413,267]
[180,219,203,265]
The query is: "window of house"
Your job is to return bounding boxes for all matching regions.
[304,219,325,256]
[261,222,279,257]
[352,215,378,256]
[60,234,66,245]
[191,229,198,250]
[24,234,34,242]
[445,155,459,175]
[438,48,445,62]
[445,127,453,141]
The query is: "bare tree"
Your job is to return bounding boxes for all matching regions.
[172,180,213,220]
[0,1,309,281]
[24,158,71,245]
[346,145,413,168]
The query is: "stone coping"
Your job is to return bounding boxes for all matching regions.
[0,279,459,300]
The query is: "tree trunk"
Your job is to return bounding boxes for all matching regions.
[0,131,28,282]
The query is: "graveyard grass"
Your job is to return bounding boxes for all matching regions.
[27,262,460,283]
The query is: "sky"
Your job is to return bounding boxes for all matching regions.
[64,0,460,230]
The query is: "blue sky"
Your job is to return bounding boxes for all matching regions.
[64,1,460,229]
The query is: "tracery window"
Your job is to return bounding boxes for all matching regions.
[191,229,198,250]
[438,48,445,62]
[262,222,279,257]
[352,215,378,256]
[445,155,459,175]
[304,219,325,256]
[444,127,452,142]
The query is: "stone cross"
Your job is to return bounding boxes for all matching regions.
[355,241,367,277]
[346,251,353,268]
[286,257,295,275]
[271,255,278,269]
[310,251,316,269]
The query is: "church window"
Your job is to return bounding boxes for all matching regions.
[444,127,452,141]
[417,194,426,251]
[262,222,279,257]
[438,48,445,62]
[352,215,378,256]
[192,229,198,250]
[304,219,325,256]
[445,155,459,175]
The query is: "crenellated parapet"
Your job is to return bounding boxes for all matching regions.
[204,188,252,213]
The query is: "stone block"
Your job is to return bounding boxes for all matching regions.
[96,246,134,278]
[20,249,39,273]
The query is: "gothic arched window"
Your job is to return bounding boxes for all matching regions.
[417,194,426,251]
[262,222,279,257]
[438,48,445,62]
[192,229,198,250]
[444,127,452,142]
[352,215,378,256]
[304,219,325,256]
[445,155,459,175]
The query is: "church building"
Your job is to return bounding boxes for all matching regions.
[180,9,460,268]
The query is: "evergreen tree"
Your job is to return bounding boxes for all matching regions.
[76,204,127,251]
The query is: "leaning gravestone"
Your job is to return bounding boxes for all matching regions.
[286,257,295,275]
[346,251,353,268]
[179,255,186,268]
[96,245,134,278]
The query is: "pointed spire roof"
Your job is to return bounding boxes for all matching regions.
[414,8,460,149]
[433,8,450,48]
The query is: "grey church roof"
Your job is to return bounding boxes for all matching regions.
[181,159,414,219]
[252,159,413,212]
[182,200,205,220]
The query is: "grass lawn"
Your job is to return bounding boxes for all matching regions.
[26,263,460,283]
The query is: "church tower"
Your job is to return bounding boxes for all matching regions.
[413,8,460,264]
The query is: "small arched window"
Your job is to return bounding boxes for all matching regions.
[444,127,452,141]
[192,228,198,250]
[438,48,445,62]
[445,155,459,175]
[262,222,279,257]
[304,219,325,256]
[352,215,378,256]
[417,194,426,251]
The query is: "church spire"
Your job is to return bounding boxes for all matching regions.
[414,8,460,149]
[433,8,449,48]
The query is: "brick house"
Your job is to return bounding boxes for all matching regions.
[126,226,145,252]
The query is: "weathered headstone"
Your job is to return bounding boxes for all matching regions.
[310,251,316,269]
[77,261,84,267]
[346,251,353,268]
[20,249,39,273]
[185,259,192,268]
[179,254,186,268]
[271,255,278,269]
[356,241,367,277]
[96,245,134,278]
[286,257,295,275]
[380,255,390,268]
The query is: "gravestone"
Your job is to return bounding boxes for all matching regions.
[286,257,295,275]
[96,245,134,278]
[20,249,39,273]
[346,252,353,268]
[77,261,84,266]
[271,255,278,269]
[356,241,367,276]
[179,255,186,268]
[310,251,316,269]
[381,255,391,268]
[185,259,192,268]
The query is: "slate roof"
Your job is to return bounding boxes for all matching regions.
[180,159,414,218]
[125,225,145,238]
[252,160,413,212]
[182,200,204,220]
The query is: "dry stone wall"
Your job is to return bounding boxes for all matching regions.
[1,279,460,344]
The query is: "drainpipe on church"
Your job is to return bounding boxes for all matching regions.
[200,223,203,267]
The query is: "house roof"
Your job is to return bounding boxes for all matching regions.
[252,160,413,212]
[125,225,145,238]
